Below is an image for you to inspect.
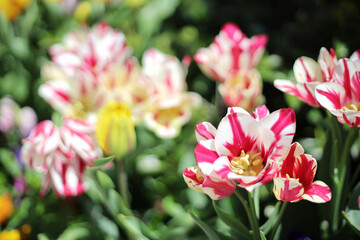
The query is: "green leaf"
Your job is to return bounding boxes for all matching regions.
[37,234,50,240]
[342,210,360,236]
[96,170,115,190]
[91,156,115,170]
[137,0,180,38]
[212,201,251,239]
[260,231,267,240]
[58,223,91,240]
[108,189,133,216]
[0,148,21,177]
[188,210,220,240]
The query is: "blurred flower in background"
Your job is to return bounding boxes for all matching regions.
[0,0,31,21]
[0,193,14,224]
[139,49,202,138]
[0,96,37,138]
[21,118,102,197]
[194,22,267,110]
[96,100,136,159]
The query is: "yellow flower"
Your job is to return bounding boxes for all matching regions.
[0,229,21,240]
[0,193,14,224]
[0,0,31,21]
[74,1,91,22]
[96,101,136,158]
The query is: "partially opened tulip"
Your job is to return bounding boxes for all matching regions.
[274,47,337,107]
[273,142,331,203]
[315,58,360,127]
[95,100,136,159]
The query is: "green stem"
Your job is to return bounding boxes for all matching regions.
[90,175,134,239]
[117,159,130,209]
[269,201,288,240]
[235,191,259,240]
[332,128,359,232]
[248,192,261,240]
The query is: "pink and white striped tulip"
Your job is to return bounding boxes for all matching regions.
[273,142,331,203]
[183,166,236,200]
[194,105,296,192]
[274,48,337,107]
[315,58,360,127]
[49,22,131,81]
[41,151,87,197]
[21,118,101,197]
[140,48,202,138]
[194,22,268,82]
[218,69,263,110]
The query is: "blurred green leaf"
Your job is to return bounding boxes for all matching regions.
[96,170,115,190]
[58,223,91,240]
[137,0,180,38]
[9,37,30,60]
[19,1,39,37]
[91,156,115,170]
[0,148,21,177]
[108,189,132,216]
[342,210,360,236]
[188,210,220,240]
[37,233,50,240]
[0,72,29,103]
[212,201,251,239]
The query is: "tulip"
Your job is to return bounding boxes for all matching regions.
[194,22,268,82]
[273,142,331,203]
[193,105,295,192]
[96,100,136,158]
[315,58,360,127]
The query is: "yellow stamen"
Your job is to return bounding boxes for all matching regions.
[230,150,264,176]
[342,102,360,111]
[286,174,291,179]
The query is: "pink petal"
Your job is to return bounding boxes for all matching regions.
[342,111,360,127]
[318,47,337,82]
[195,140,219,175]
[315,82,345,110]
[301,180,332,203]
[293,57,322,83]
[273,177,304,202]
[215,112,260,157]
[251,105,269,120]
[195,122,217,141]
[202,176,236,200]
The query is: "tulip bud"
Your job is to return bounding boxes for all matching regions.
[96,101,136,159]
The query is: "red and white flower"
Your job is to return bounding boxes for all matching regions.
[21,118,101,197]
[218,69,263,110]
[40,22,136,121]
[139,48,202,138]
[273,142,331,203]
[194,22,268,82]
[183,166,236,200]
[315,58,360,127]
[274,48,337,107]
[194,105,296,192]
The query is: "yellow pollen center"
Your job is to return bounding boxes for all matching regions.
[155,106,183,125]
[230,150,264,176]
[194,166,205,182]
[342,102,360,111]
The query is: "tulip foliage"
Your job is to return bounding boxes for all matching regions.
[1,1,360,240]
